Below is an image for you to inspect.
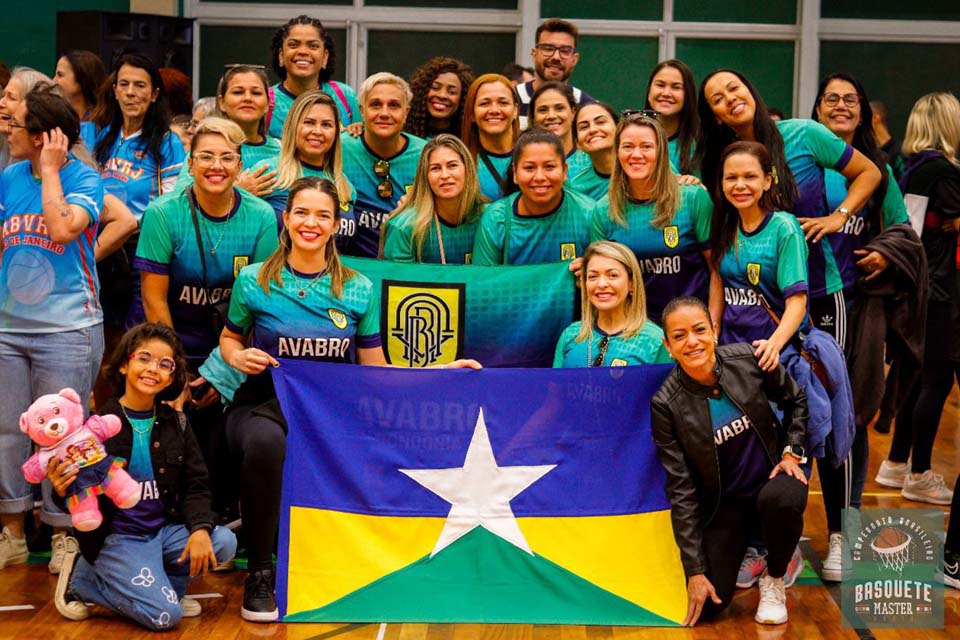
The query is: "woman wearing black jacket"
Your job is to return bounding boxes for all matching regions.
[651,297,808,627]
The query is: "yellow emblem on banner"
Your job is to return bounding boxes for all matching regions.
[560,243,577,261]
[328,309,348,330]
[383,281,464,367]
[663,226,679,249]
[233,256,249,278]
[747,262,761,286]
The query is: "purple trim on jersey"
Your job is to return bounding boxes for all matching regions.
[834,145,854,172]
[301,160,326,172]
[224,316,245,335]
[356,333,382,349]
[134,257,170,276]
[361,133,411,162]
[782,281,808,298]
[192,187,242,222]
[511,189,566,219]
[277,82,297,100]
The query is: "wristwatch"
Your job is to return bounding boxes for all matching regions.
[782,444,807,464]
[837,206,852,219]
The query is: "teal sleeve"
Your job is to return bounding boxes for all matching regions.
[590,202,608,242]
[691,186,714,244]
[175,157,192,190]
[381,215,416,262]
[805,120,850,169]
[197,347,247,404]
[253,211,280,261]
[226,270,254,334]
[654,342,673,364]
[881,165,909,228]
[552,324,575,368]
[358,280,380,337]
[471,207,505,266]
[776,219,810,294]
[135,201,173,264]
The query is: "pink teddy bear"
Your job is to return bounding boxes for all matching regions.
[20,388,140,531]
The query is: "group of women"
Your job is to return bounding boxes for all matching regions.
[0,11,958,632]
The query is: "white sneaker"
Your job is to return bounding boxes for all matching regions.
[181,597,202,618]
[0,526,28,569]
[821,533,850,582]
[54,536,90,621]
[49,532,68,574]
[875,460,909,488]
[902,470,954,505]
[755,573,788,625]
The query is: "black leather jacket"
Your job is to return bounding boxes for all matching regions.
[72,399,217,563]
[650,343,808,579]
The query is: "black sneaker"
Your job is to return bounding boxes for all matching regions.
[241,569,278,622]
[944,548,960,590]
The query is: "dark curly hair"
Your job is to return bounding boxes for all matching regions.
[271,15,336,85]
[104,323,189,402]
[404,57,475,139]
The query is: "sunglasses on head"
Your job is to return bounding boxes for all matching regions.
[620,109,661,120]
[374,159,393,199]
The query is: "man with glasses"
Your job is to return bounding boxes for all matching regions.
[517,18,594,129]
[341,72,427,257]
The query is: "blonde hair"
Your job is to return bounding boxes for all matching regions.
[190,116,245,153]
[274,90,352,206]
[577,241,648,342]
[381,134,486,261]
[608,114,680,228]
[902,92,960,168]
[257,177,355,298]
[358,72,412,107]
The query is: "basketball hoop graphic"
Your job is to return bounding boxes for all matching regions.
[870,526,912,576]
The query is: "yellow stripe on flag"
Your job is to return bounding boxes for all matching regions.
[519,511,687,625]
[286,507,445,616]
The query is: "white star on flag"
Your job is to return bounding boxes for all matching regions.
[399,408,557,557]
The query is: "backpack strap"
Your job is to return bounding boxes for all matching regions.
[327,81,353,122]
[265,85,276,133]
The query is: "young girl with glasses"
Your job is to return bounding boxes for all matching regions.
[50,322,237,630]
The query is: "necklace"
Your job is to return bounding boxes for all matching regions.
[202,192,236,256]
[119,403,156,435]
[289,263,327,298]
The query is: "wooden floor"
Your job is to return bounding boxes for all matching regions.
[2,387,958,639]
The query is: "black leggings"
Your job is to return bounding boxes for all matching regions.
[889,352,960,472]
[224,404,286,572]
[699,474,808,620]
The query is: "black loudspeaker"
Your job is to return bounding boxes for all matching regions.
[56,11,194,77]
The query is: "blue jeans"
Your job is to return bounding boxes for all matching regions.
[69,524,237,630]
[0,325,104,526]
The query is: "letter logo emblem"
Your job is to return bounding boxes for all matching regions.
[663,225,679,249]
[328,308,348,330]
[747,262,761,286]
[560,243,576,261]
[233,255,249,279]
[382,281,464,367]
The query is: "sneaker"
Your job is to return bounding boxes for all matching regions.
[943,549,960,590]
[821,533,850,582]
[54,536,90,621]
[181,597,202,618]
[737,546,768,588]
[755,573,788,625]
[213,558,235,572]
[875,460,909,488]
[49,532,68,574]
[0,526,29,569]
[901,470,954,505]
[241,569,278,622]
[783,545,803,588]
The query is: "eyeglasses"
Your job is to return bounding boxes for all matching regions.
[6,120,27,130]
[374,159,393,199]
[193,152,242,169]
[129,351,177,373]
[621,109,660,120]
[535,43,576,60]
[591,335,610,367]
[821,92,860,108]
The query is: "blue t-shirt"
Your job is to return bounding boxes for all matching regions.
[590,184,714,323]
[709,390,772,499]
[111,408,166,536]
[0,158,104,332]
[719,211,809,346]
[268,81,361,139]
[341,133,427,257]
[477,149,512,202]
[86,127,185,220]
[552,321,671,367]
[823,165,908,290]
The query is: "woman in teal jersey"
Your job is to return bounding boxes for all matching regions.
[569,102,618,200]
[710,141,808,372]
[529,81,591,180]
[382,134,486,264]
[219,176,479,622]
[472,128,593,265]
[404,57,474,140]
[697,69,881,344]
[589,112,719,325]
[461,74,520,201]
[267,15,359,138]
[645,60,699,176]
[554,241,670,367]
